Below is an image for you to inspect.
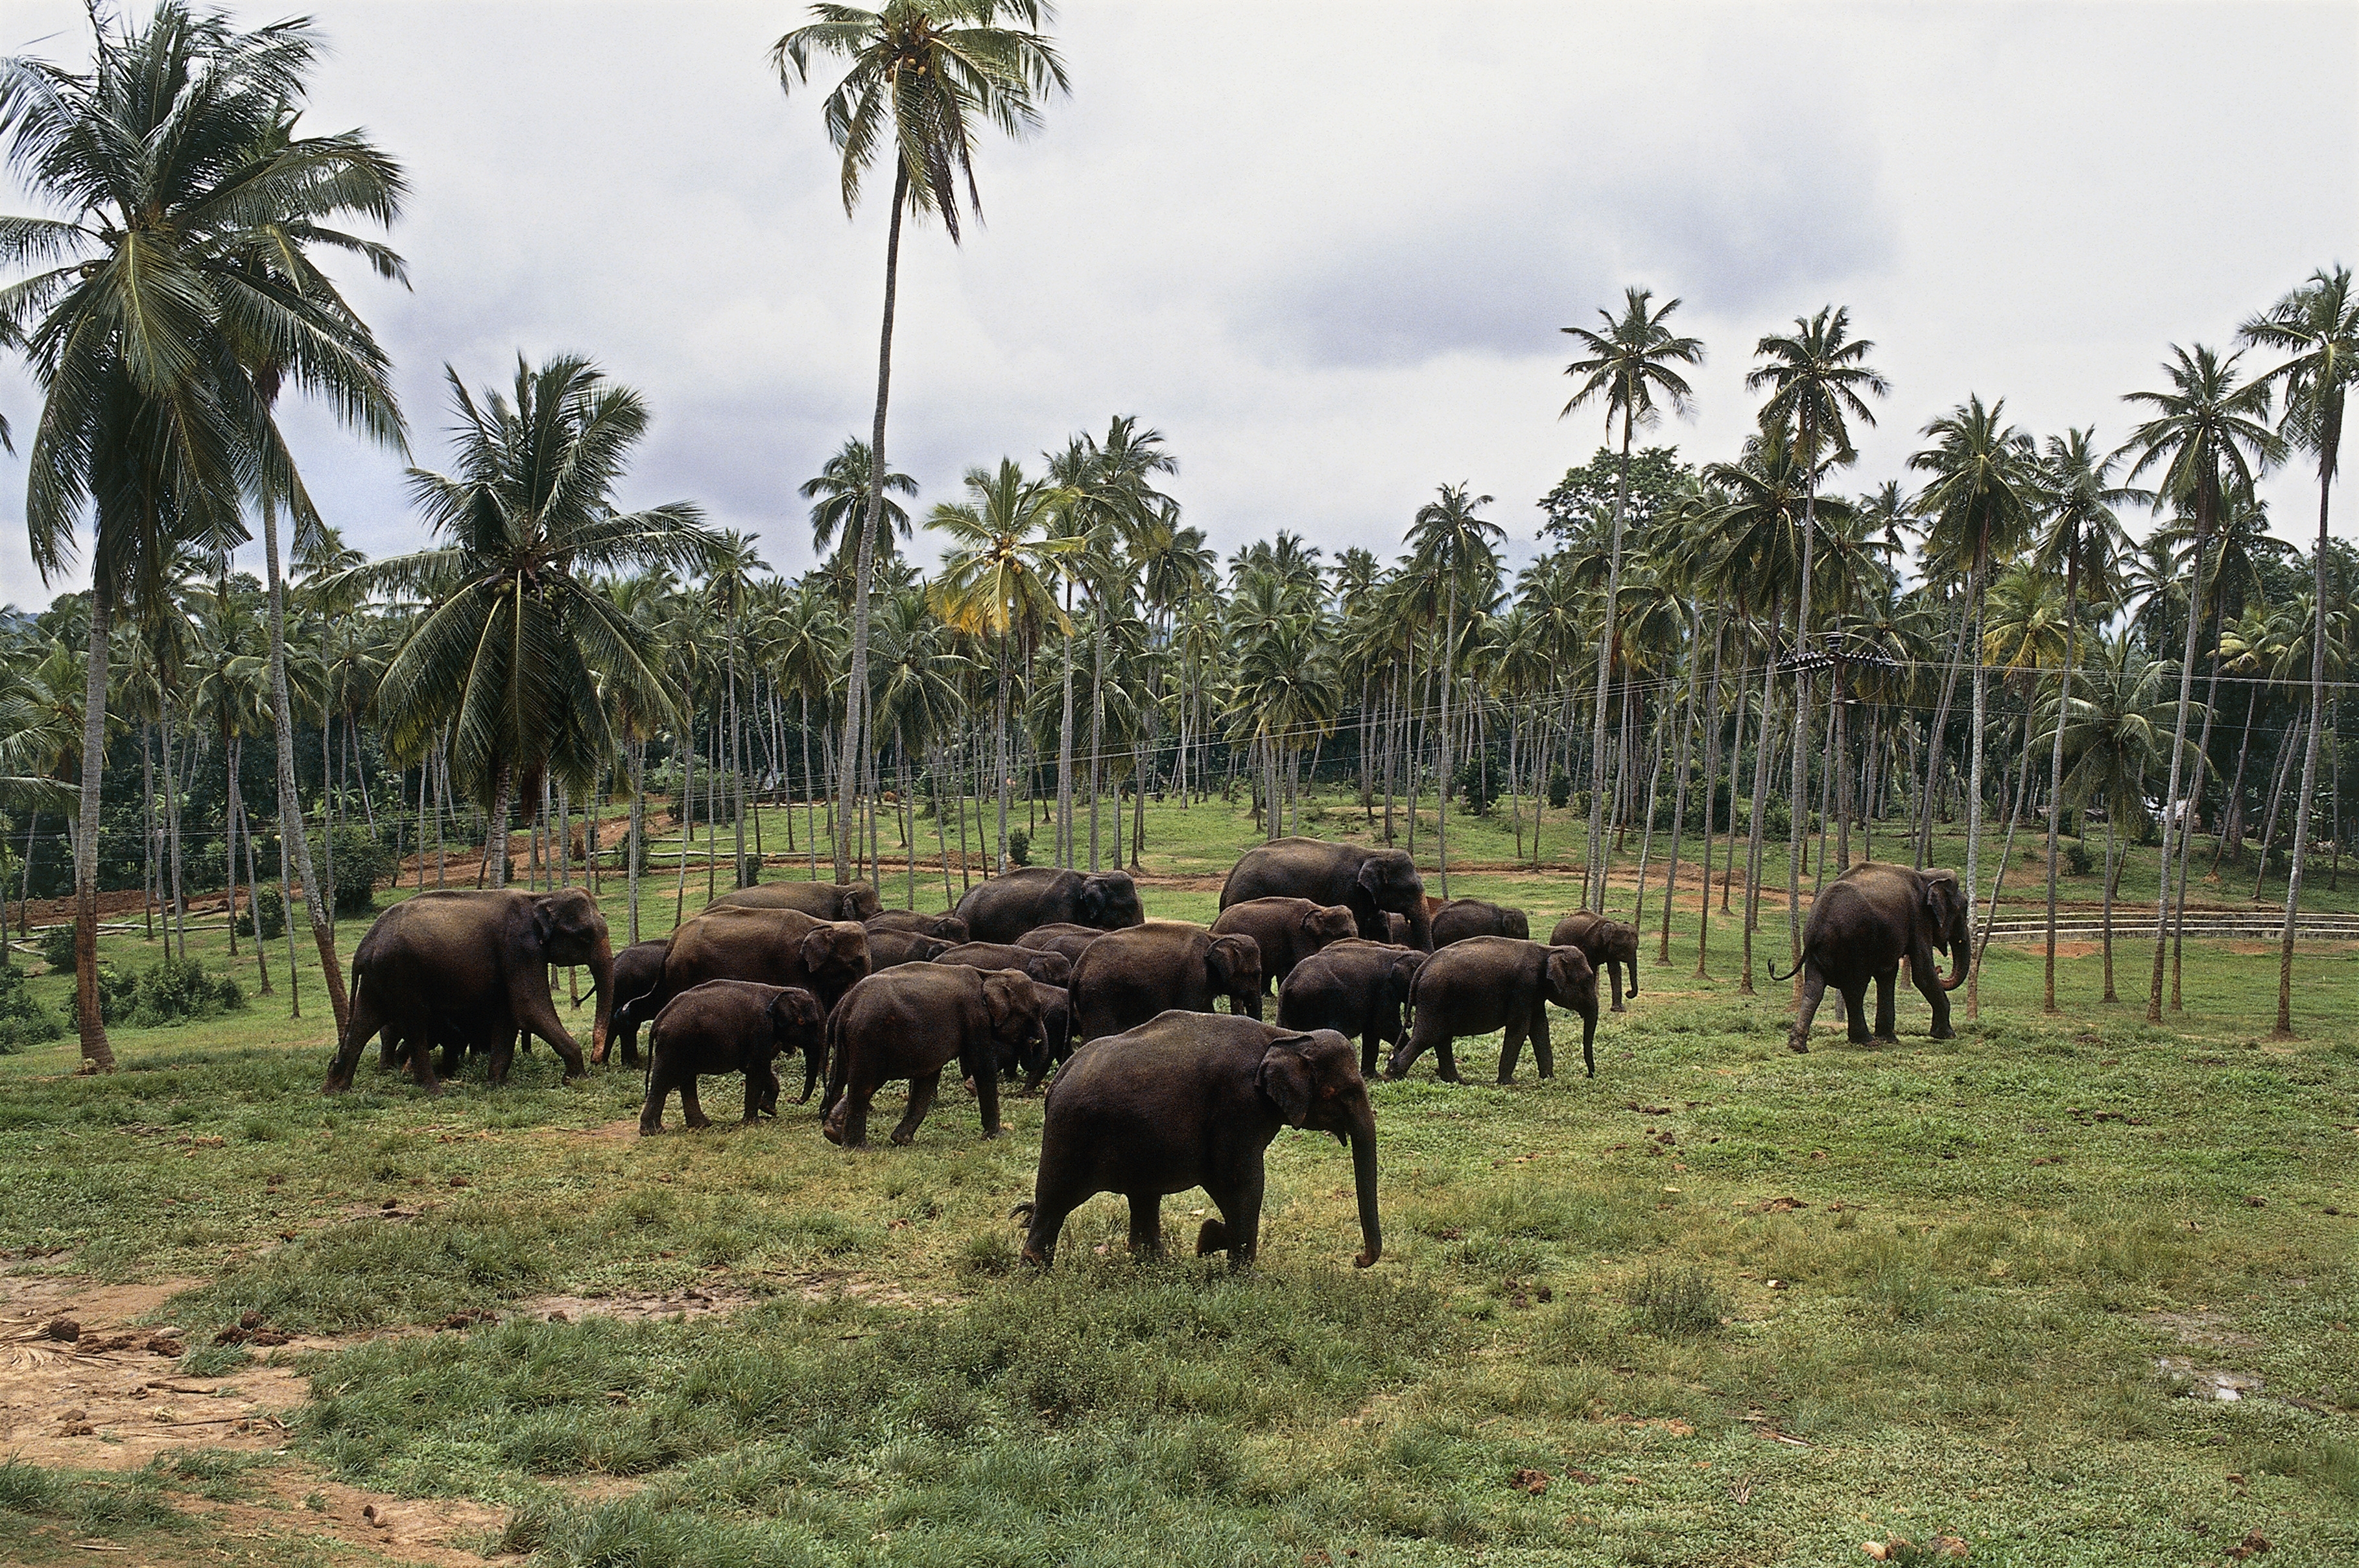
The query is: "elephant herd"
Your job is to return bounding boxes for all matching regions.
[323,836,1969,1268]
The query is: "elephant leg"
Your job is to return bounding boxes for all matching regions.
[1021,1178,1085,1267]
[1360,1023,1382,1080]
[488,1032,517,1087]
[892,1070,941,1146]
[1610,962,1626,1014]
[1914,954,1955,1039]
[1842,980,1873,1043]
[323,988,385,1093]
[510,985,587,1080]
[969,1052,1004,1139]
[638,1063,675,1134]
[1873,969,1899,1041]
[1790,962,1829,1054]
[377,1028,399,1069]
[825,1085,872,1148]
[436,1037,464,1078]
[618,1023,641,1069]
[1200,1169,1266,1268]
[1580,1004,1596,1078]
[1531,1003,1556,1081]
[679,1076,712,1130]
[1128,1193,1165,1259]
[756,1062,782,1119]
[408,1026,443,1097]
[742,1064,765,1125]
[1497,1012,1527,1084]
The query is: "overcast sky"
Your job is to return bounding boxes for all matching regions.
[1,1,2354,608]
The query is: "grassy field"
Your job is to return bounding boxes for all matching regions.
[0,794,2354,1566]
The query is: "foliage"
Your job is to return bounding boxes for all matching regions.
[0,962,63,1054]
[237,885,287,941]
[127,956,246,1028]
[1006,826,1032,866]
[326,826,394,917]
[1539,445,1693,544]
[36,923,75,972]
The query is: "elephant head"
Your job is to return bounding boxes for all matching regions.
[1607,923,1639,997]
[1382,948,1428,1043]
[1544,945,1598,1014]
[980,970,1046,1065]
[1355,851,1431,949]
[1075,872,1145,931]
[1208,933,1264,1021]
[1922,870,1971,990]
[531,889,613,1059]
[1025,981,1069,1079]
[1502,906,1532,941]
[800,921,873,1010]
[768,987,829,1092]
[841,884,885,921]
[1254,1028,1382,1268]
[1020,950,1073,990]
[1303,903,1358,953]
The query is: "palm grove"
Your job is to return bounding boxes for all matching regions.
[1,5,2352,1079]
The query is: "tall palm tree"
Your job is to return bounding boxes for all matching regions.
[773,1,1066,884]
[2115,344,2282,1022]
[800,436,916,603]
[2056,632,2180,1002]
[2242,265,2358,1034]
[1746,306,1886,970]
[1912,394,2037,1011]
[1406,484,1502,897]
[0,4,406,1063]
[2030,428,2135,1011]
[360,356,720,891]
[705,530,770,886]
[925,457,1076,870]
[1561,287,1704,908]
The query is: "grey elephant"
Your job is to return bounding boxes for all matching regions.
[954,868,1145,945]
[1431,899,1530,947]
[327,888,613,1093]
[713,881,883,921]
[1277,938,1428,1076]
[1018,1013,1381,1270]
[1388,936,1598,1084]
[1218,837,1433,949]
[866,910,970,942]
[1013,921,1114,969]
[1069,920,1263,1045]
[1773,862,1970,1052]
[820,965,1045,1147]
[599,938,673,1065]
[1548,911,1639,1012]
[639,980,827,1134]
[1209,897,1359,995]
[865,929,954,969]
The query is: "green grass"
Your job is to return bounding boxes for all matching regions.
[1,794,2354,1565]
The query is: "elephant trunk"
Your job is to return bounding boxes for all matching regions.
[1942,936,1969,992]
[587,934,615,1060]
[1349,1113,1382,1268]
[1626,950,1638,998]
[1404,902,1434,952]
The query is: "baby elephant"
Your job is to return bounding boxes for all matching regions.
[639,980,827,1135]
[1019,1012,1381,1271]
[1430,898,1531,946]
[821,964,1045,1148]
[1389,936,1599,1084]
[1209,897,1358,994]
[1069,921,1263,1045]
[932,942,1073,990]
[1549,910,1639,1012]
[1278,938,1428,1076]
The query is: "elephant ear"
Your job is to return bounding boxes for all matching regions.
[1355,860,1386,899]
[1256,1042,1318,1127]
[1075,881,1104,923]
[1209,934,1259,990]
[1923,873,1960,945]
[982,972,1034,1038]
[528,897,557,951]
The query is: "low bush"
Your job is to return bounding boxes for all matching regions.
[326,825,393,916]
[1625,1263,1726,1337]
[1007,827,1032,867]
[129,955,246,1027]
[36,923,75,972]
[0,962,64,1054]
[235,884,286,940]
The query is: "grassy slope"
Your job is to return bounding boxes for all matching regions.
[0,793,2354,1566]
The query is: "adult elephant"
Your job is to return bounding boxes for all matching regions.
[598,939,673,1066]
[656,906,871,1102]
[639,980,827,1134]
[1277,939,1428,1077]
[1548,911,1640,1012]
[1432,899,1530,947]
[1013,922,1113,969]
[1018,1013,1381,1271]
[954,868,1144,945]
[1388,936,1598,1084]
[1219,838,1432,950]
[820,965,1046,1147]
[1209,897,1358,995]
[1774,862,1970,1052]
[713,881,883,922]
[1069,921,1262,1046]
[931,942,1073,991]
[326,888,613,1093]
[866,910,969,942]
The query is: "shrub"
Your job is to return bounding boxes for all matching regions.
[1547,768,1571,809]
[0,962,64,1054]
[326,825,393,917]
[236,885,286,940]
[70,964,139,1028]
[73,956,244,1030]
[2065,839,2095,877]
[36,924,75,972]
[1007,827,1032,867]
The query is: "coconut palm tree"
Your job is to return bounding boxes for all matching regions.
[2030,428,2135,1011]
[2242,265,2358,1033]
[705,530,770,886]
[1912,394,2037,1010]
[1406,485,1502,897]
[359,355,720,886]
[773,1,1066,883]
[1748,307,1887,971]
[1561,288,1704,908]
[801,436,917,602]
[0,4,407,1062]
[2115,344,2282,1022]
[2056,631,2181,1002]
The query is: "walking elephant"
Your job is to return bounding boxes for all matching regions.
[1013,922,1114,969]
[1388,936,1598,1084]
[1277,939,1428,1077]
[820,965,1046,1147]
[1209,897,1359,994]
[953,868,1144,945]
[865,910,969,942]
[1548,911,1640,1012]
[1219,838,1433,949]
[657,907,871,1102]
[931,942,1074,990]
[1069,921,1262,1045]
[713,881,883,921]
[326,888,613,1094]
[1431,899,1531,947]
[639,981,827,1134]
[1017,1012,1381,1271]
[598,938,673,1065]
[1775,862,1970,1052]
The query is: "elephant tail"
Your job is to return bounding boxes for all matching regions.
[1765,953,1805,984]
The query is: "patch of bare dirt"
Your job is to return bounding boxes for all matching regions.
[514,1283,759,1323]
[781,1268,958,1310]
[201,1471,508,1567]
[2144,1309,2262,1349]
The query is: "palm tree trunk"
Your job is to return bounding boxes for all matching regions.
[1740,599,1778,995]
[2172,624,2227,1010]
[2276,416,2338,1035]
[1788,437,1817,986]
[1915,605,1974,868]
[1088,608,1106,871]
[1964,553,1989,1021]
[628,739,645,944]
[2044,562,2077,1013]
[140,723,155,942]
[237,748,272,995]
[1438,586,1455,899]
[836,164,909,883]
[1685,613,1724,973]
[224,711,241,957]
[1587,414,1634,909]
[1058,603,1076,867]
[673,729,691,927]
[996,637,1013,872]
[2148,506,2212,1023]
[67,583,115,1071]
[261,492,349,1036]
[2251,708,2303,899]
[2100,815,2118,1001]
[1632,707,1665,928]
[2214,685,2261,872]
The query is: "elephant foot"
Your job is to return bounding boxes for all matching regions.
[1196,1218,1233,1255]
[1930,1026,1956,1040]
[637,1120,661,1136]
[821,1121,844,1146]
[1019,1245,1050,1268]
[1871,1032,1899,1045]
[980,1126,1006,1139]
[1611,1003,1626,1014]
[685,1115,712,1131]
[1788,1037,1810,1054]
[591,1047,610,1066]
[890,1128,917,1146]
